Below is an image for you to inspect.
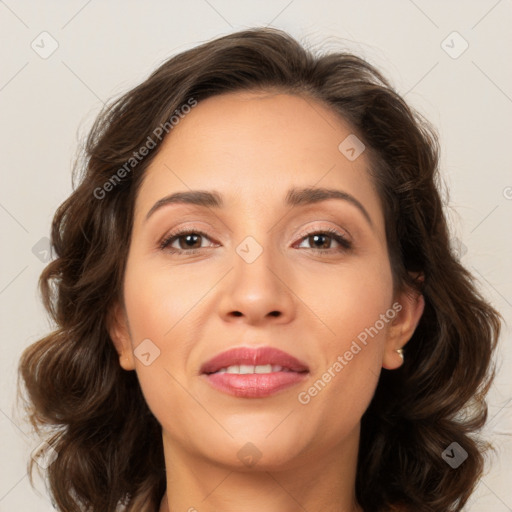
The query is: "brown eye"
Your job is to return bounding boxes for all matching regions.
[295,228,352,253]
[176,233,203,250]
[306,233,332,249]
[160,230,216,254]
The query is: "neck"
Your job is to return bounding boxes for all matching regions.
[158,426,362,512]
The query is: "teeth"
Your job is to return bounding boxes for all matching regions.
[254,364,273,374]
[215,364,285,374]
[240,364,256,374]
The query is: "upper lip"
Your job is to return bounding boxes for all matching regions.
[200,346,309,374]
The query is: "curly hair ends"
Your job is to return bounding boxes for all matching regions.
[18,27,501,512]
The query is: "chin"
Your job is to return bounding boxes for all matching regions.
[200,429,311,471]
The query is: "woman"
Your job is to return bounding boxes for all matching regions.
[18,27,501,512]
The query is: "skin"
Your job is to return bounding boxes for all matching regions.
[108,91,425,512]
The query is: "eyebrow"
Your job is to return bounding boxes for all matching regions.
[144,187,373,226]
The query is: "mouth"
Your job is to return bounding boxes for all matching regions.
[200,346,309,398]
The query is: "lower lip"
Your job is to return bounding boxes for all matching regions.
[203,371,308,398]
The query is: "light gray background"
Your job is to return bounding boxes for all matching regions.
[1,1,511,510]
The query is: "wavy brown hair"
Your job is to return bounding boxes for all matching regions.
[18,28,501,511]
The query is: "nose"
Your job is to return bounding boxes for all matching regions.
[217,238,296,326]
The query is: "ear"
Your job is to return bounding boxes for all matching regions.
[106,301,136,371]
[382,283,425,370]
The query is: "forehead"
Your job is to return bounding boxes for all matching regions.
[134,91,383,228]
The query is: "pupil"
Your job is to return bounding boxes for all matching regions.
[184,234,200,248]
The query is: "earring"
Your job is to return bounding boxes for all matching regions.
[396,348,404,361]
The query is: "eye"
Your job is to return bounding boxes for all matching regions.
[159,227,352,256]
[294,227,352,254]
[159,229,217,254]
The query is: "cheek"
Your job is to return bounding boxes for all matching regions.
[308,252,394,348]
[121,255,218,431]
[122,248,221,352]
[295,256,393,432]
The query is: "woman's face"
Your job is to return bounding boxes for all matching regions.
[110,91,420,471]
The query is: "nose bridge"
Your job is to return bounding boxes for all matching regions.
[232,227,282,293]
[217,219,295,324]
[230,195,279,271]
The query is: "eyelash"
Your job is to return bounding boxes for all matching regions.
[159,227,352,256]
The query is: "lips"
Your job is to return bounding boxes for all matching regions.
[200,346,309,398]
[200,346,309,375]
